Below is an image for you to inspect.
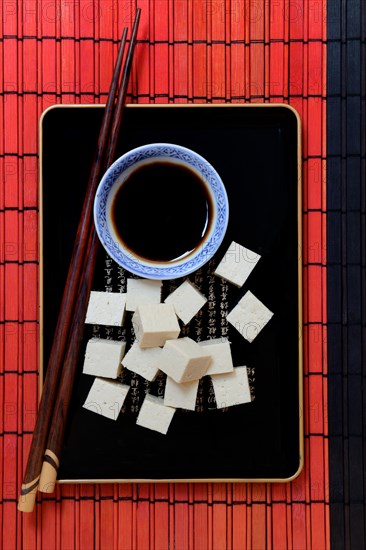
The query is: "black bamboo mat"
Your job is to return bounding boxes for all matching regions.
[327,0,366,547]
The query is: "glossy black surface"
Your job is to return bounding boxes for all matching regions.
[42,105,300,480]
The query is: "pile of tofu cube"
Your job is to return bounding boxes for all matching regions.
[82,241,273,435]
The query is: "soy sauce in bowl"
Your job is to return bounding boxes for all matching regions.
[111,161,214,263]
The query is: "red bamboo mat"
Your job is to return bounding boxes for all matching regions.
[0,1,328,548]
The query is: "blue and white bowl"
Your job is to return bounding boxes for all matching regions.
[94,143,229,280]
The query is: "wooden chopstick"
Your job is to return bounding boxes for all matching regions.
[17,23,133,513]
[17,29,127,510]
[38,8,141,496]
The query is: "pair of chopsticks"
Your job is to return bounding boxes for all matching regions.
[18,9,141,513]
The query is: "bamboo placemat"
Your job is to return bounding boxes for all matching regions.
[327,1,366,549]
[0,1,329,548]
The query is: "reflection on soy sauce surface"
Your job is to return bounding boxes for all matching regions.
[111,161,213,262]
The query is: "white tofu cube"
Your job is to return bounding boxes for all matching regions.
[211,366,251,408]
[159,337,211,383]
[164,376,199,411]
[198,338,234,375]
[164,280,207,324]
[83,337,126,379]
[85,291,126,326]
[121,342,161,381]
[83,378,130,420]
[227,290,273,343]
[136,394,175,435]
[132,304,180,348]
[126,278,162,312]
[214,241,261,287]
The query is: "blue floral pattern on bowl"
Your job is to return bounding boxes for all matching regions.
[94,143,229,279]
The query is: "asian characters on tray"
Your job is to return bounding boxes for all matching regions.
[81,240,273,435]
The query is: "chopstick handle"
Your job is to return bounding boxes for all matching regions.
[17,29,128,513]
[38,8,141,493]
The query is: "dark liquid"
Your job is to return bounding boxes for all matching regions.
[111,161,213,262]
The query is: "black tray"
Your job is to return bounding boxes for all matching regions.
[40,104,302,482]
